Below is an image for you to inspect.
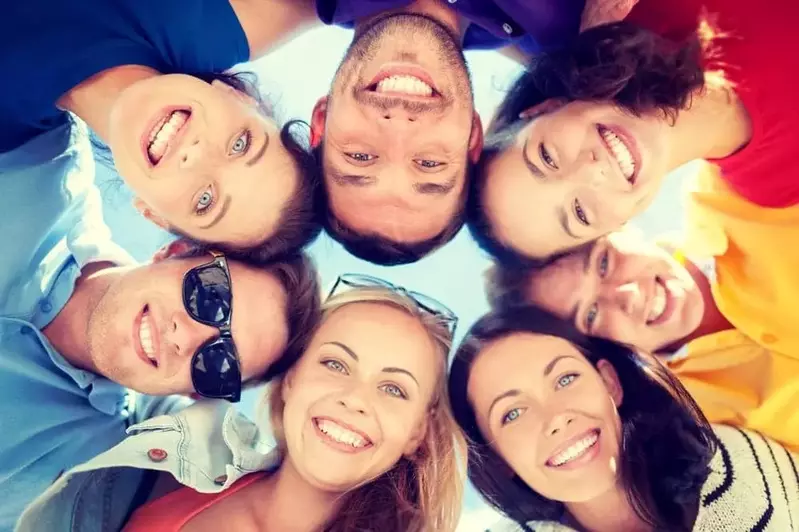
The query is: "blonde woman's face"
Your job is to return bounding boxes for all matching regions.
[281,302,441,491]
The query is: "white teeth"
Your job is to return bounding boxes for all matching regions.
[147,110,190,164]
[375,75,434,96]
[648,281,667,324]
[317,419,368,448]
[600,128,636,181]
[550,432,599,466]
[138,313,156,363]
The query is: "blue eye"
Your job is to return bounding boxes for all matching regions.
[598,251,609,277]
[585,303,599,331]
[322,359,348,374]
[195,187,215,214]
[556,373,579,389]
[501,407,525,426]
[231,131,251,155]
[380,383,407,399]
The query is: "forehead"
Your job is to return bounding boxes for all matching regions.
[483,146,580,260]
[468,333,585,399]
[313,302,441,372]
[226,261,289,377]
[527,250,590,319]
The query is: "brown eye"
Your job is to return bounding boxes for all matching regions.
[585,303,599,331]
[574,198,589,226]
[346,153,376,162]
[539,143,558,170]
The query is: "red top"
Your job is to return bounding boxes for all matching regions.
[123,472,267,532]
[628,0,799,207]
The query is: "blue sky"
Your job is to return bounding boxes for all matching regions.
[95,24,694,530]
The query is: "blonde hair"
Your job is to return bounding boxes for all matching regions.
[268,286,466,532]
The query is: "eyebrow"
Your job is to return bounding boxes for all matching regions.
[198,194,231,229]
[487,389,521,421]
[543,355,577,377]
[522,138,545,179]
[413,176,457,196]
[245,133,269,167]
[330,170,376,187]
[324,342,420,386]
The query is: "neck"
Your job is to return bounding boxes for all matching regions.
[57,65,159,142]
[565,483,651,532]
[355,0,465,40]
[663,84,751,171]
[42,262,120,372]
[250,458,344,531]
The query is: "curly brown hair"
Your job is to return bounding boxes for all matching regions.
[468,20,720,265]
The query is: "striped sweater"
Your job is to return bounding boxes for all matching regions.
[487,425,799,531]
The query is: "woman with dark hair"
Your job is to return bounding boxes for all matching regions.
[2,0,323,262]
[467,0,799,263]
[449,305,799,531]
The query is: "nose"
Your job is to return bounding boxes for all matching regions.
[545,411,576,437]
[336,384,370,416]
[607,281,644,316]
[169,311,219,357]
[379,106,419,124]
[178,137,204,169]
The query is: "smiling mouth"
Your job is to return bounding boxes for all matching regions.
[136,305,158,368]
[546,429,600,467]
[313,418,374,450]
[146,109,191,165]
[598,125,637,184]
[646,277,671,325]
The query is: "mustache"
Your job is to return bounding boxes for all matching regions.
[353,89,450,114]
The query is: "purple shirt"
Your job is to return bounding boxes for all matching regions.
[316,0,586,53]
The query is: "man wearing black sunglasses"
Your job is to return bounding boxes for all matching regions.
[0,231,319,530]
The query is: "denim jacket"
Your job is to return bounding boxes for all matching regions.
[16,400,280,532]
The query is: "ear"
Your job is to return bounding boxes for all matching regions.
[133,197,170,231]
[518,98,567,120]
[310,96,328,149]
[468,112,484,164]
[210,79,259,109]
[403,409,431,458]
[596,359,624,408]
[151,239,194,263]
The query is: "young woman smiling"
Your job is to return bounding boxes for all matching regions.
[2,0,323,261]
[19,279,465,531]
[449,305,799,532]
[467,0,799,263]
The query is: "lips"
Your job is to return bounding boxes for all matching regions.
[313,417,374,454]
[141,108,191,167]
[133,304,160,368]
[365,64,440,99]
[646,276,677,326]
[545,429,601,468]
[597,124,640,185]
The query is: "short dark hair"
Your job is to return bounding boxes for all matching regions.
[176,242,322,384]
[468,21,711,265]
[175,71,325,262]
[312,146,469,266]
[448,305,716,531]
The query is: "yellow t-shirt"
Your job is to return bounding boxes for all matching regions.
[667,162,799,452]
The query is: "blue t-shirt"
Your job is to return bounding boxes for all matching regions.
[0,0,250,152]
[316,0,586,54]
[0,122,189,532]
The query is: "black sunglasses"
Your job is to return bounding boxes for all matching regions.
[182,252,242,402]
[327,273,458,335]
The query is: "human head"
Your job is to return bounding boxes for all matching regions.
[85,240,321,396]
[468,22,709,262]
[269,285,465,531]
[107,71,323,259]
[449,305,715,530]
[486,230,705,353]
[310,11,483,265]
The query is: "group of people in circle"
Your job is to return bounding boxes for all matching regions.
[3,0,798,530]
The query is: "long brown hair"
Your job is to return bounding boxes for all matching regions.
[268,287,466,531]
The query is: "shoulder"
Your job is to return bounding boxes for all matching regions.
[694,425,799,531]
